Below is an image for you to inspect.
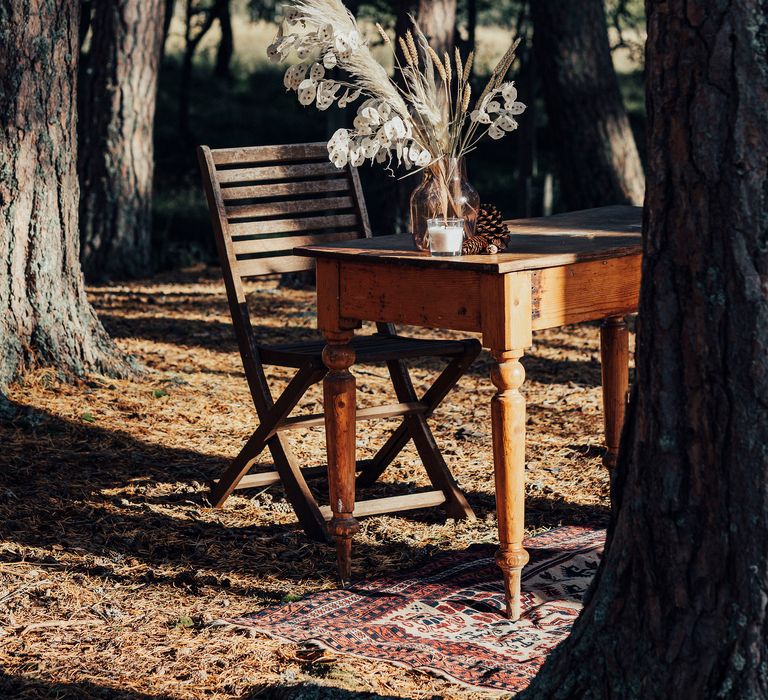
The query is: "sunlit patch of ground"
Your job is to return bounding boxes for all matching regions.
[0,269,632,699]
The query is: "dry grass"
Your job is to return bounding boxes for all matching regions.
[0,269,632,699]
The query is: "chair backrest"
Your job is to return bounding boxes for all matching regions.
[198,142,379,400]
[198,142,372,288]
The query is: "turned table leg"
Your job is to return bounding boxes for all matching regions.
[322,330,359,583]
[600,316,629,469]
[490,349,530,621]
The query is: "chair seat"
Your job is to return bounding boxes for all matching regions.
[261,334,480,368]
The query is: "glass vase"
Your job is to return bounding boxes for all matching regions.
[410,156,480,251]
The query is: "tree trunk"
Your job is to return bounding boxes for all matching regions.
[466,0,477,58]
[78,0,165,281]
[417,0,456,55]
[179,0,218,146]
[0,0,134,391]
[396,0,457,52]
[531,0,644,210]
[521,2,768,698]
[160,0,176,63]
[214,0,234,79]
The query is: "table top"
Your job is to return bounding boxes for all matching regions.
[296,205,642,274]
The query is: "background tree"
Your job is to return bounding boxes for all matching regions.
[214,0,235,78]
[0,0,132,392]
[395,0,457,56]
[531,0,644,209]
[522,1,768,697]
[413,0,456,54]
[78,0,166,280]
[161,0,177,62]
[179,0,230,144]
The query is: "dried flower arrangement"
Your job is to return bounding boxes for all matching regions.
[267,0,525,249]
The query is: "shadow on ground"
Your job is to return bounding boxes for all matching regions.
[2,400,606,601]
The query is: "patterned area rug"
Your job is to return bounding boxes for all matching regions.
[222,526,604,693]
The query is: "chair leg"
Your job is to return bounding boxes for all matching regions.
[266,434,329,542]
[406,412,476,520]
[358,350,479,520]
[358,343,480,488]
[210,428,271,507]
[209,363,323,508]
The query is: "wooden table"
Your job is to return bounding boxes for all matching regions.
[296,205,642,620]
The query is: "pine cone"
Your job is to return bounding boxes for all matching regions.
[462,203,510,254]
[476,203,511,250]
[462,235,491,255]
[477,203,504,231]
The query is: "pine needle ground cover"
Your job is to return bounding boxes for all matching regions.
[0,269,629,699]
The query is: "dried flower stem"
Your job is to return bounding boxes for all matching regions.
[464,50,474,78]
[375,22,390,44]
[427,46,446,81]
[405,30,419,66]
[272,0,524,182]
[398,37,413,66]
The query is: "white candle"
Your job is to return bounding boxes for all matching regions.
[428,224,464,256]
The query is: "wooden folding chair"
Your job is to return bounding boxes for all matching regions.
[197,142,481,542]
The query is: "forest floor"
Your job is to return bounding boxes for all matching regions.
[0,269,631,699]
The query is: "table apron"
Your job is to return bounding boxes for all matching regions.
[337,261,483,333]
[531,253,641,331]
[322,253,641,344]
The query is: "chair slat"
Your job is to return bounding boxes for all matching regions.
[233,231,360,256]
[221,465,328,490]
[235,254,315,278]
[228,213,359,238]
[319,491,447,520]
[226,196,355,220]
[212,142,328,166]
[277,402,426,431]
[220,178,350,202]
[217,162,339,184]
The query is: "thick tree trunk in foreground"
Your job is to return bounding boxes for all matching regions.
[531,0,644,209]
[79,0,165,281]
[0,0,133,390]
[522,2,768,698]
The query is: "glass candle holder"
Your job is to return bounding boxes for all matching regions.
[427,218,464,257]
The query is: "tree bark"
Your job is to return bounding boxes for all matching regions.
[78,0,165,281]
[531,0,644,210]
[416,0,456,55]
[521,2,768,698]
[0,0,134,391]
[395,0,457,75]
